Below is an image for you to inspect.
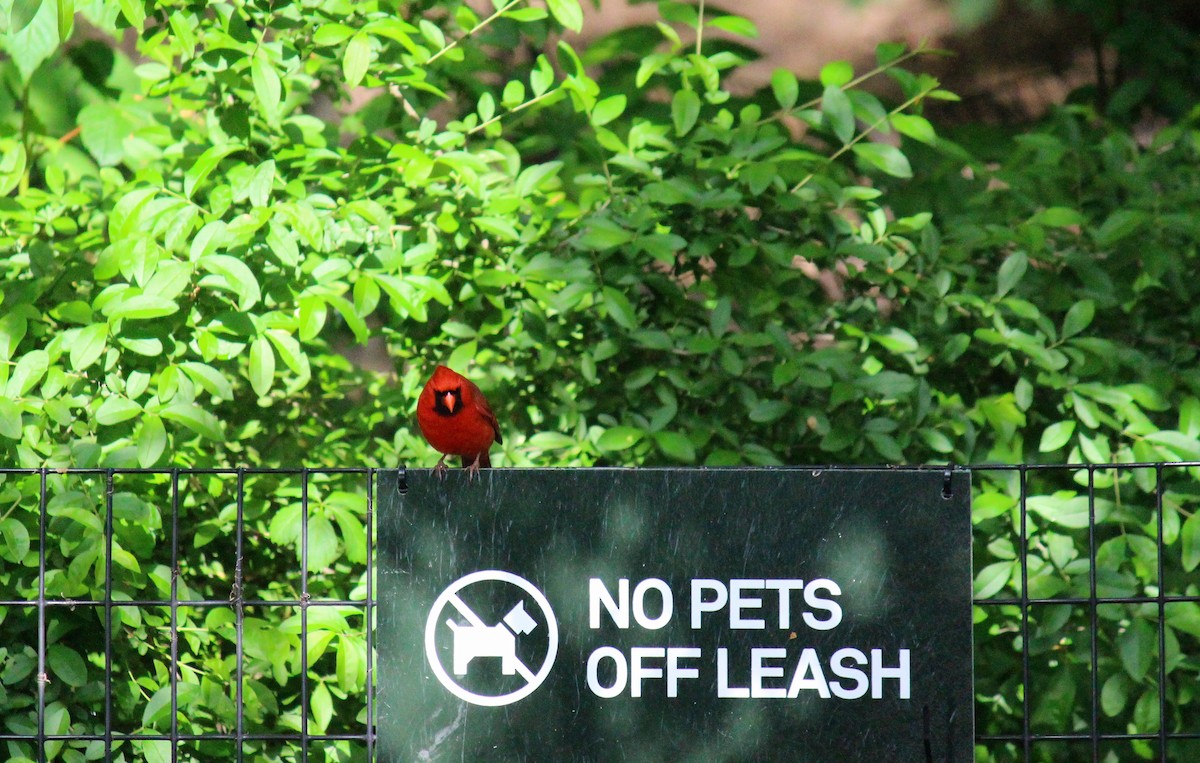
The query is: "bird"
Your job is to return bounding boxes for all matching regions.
[416,364,502,477]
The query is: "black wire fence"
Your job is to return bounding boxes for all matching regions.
[0,464,1197,762]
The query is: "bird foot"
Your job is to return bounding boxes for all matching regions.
[433,455,449,480]
[464,454,483,481]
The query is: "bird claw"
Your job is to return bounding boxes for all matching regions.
[433,455,449,480]
[464,455,483,481]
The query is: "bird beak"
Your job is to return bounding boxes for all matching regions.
[441,391,457,413]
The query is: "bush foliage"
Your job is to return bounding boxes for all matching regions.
[1,0,1199,760]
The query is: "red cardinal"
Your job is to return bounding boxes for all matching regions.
[417,365,502,476]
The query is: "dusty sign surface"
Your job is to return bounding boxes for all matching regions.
[377,468,973,762]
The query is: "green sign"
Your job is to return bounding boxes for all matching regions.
[377,468,973,761]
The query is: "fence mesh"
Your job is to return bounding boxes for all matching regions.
[0,464,1197,762]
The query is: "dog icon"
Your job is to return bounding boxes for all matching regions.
[447,601,539,676]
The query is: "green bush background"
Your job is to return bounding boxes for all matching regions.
[1,0,1199,760]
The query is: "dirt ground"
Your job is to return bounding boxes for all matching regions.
[577,0,955,84]
[572,0,1100,123]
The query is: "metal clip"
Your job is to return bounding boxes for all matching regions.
[396,465,408,495]
[942,467,954,500]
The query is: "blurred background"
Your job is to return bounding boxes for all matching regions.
[572,0,1200,126]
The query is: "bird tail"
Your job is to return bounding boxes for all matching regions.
[461,451,491,469]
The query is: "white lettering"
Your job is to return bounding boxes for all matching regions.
[729,579,765,629]
[633,578,673,630]
[630,647,664,698]
[667,647,702,698]
[829,647,869,699]
[871,648,910,699]
[762,579,805,628]
[690,579,727,629]
[750,648,787,698]
[716,647,749,698]
[586,646,627,698]
[801,578,843,631]
[787,648,831,698]
[589,578,629,629]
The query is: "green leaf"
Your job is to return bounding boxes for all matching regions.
[1029,206,1084,228]
[601,286,637,330]
[1038,421,1075,452]
[749,399,791,423]
[137,414,167,467]
[1181,511,1200,573]
[160,402,224,441]
[821,84,855,144]
[116,0,143,28]
[265,330,306,375]
[200,254,261,310]
[11,0,44,33]
[528,432,576,451]
[530,54,554,96]
[313,22,355,46]
[872,327,919,354]
[501,79,525,108]
[855,370,915,397]
[0,311,28,361]
[343,33,372,88]
[1061,299,1095,339]
[248,160,275,208]
[0,517,31,562]
[591,95,626,127]
[851,142,912,178]
[996,251,1028,297]
[653,431,695,462]
[1094,209,1146,246]
[311,682,333,733]
[596,425,644,452]
[1117,618,1155,681]
[336,635,366,692]
[973,561,1013,598]
[104,294,179,322]
[251,53,281,118]
[876,41,906,65]
[1144,431,1200,461]
[96,396,142,426]
[514,161,563,198]
[418,18,444,48]
[819,60,853,88]
[6,349,49,397]
[299,295,327,341]
[577,219,633,251]
[1027,492,1109,529]
[308,513,339,571]
[0,398,24,439]
[890,113,936,144]
[477,91,495,122]
[707,15,757,38]
[7,0,59,81]
[47,644,86,687]
[184,144,241,199]
[770,68,799,110]
[248,335,275,397]
[70,323,108,371]
[327,295,370,344]
[1101,674,1129,718]
[710,296,732,336]
[546,0,583,32]
[0,139,27,196]
[672,89,701,136]
[504,7,547,22]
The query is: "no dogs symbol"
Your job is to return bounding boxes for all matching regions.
[424,570,559,706]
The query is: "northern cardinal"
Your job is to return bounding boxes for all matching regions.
[416,365,502,476]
